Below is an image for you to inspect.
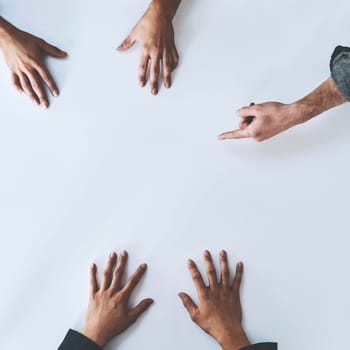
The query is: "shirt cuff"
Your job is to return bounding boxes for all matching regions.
[240,343,278,350]
[330,45,350,101]
[58,329,103,350]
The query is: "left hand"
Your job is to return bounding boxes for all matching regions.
[117,2,179,95]
[218,102,302,142]
[82,251,153,347]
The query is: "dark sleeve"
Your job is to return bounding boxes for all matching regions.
[240,343,278,350]
[58,329,103,350]
[330,45,350,101]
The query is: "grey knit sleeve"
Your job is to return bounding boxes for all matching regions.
[330,46,350,101]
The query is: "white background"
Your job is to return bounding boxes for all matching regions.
[0,0,349,349]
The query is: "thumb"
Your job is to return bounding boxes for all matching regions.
[129,298,154,320]
[117,34,136,52]
[41,40,67,58]
[178,292,198,319]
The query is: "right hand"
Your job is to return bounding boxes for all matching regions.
[0,17,67,108]
[82,251,153,347]
[218,102,301,142]
[179,250,251,350]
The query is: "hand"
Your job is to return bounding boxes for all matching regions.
[118,1,180,95]
[0,17,67,108]
[82,251,153,347]
[218,102,303,142]
[179,250,251,350]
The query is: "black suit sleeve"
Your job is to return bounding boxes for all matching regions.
[240,342,278,350]
[58,329,103,350]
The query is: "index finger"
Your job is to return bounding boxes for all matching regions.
[35,64,59,97]
[122,263,147,297]
[187,259,206,295]
[218,129,249,140]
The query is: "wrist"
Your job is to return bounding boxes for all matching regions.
[288,100,313,125]
[218,328,251,350]
[149,0,179,19]
[82,327,108,348]
[0,17,16,49]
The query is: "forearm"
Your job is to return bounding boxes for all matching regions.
[292,76,347,124]
[149,0,181,19]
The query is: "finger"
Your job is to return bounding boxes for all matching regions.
[203,250,218,289]
[11,73,23,93]
[218,129,249,140]
[219,250,230,288]
[122,263,147,297]
[18,73,40,105]
[171,47,179,71]
[110,250,128,292]
[41,40,67,58]
[35,64,59,97]
[138,52,149,87]
[100,252,117,291]
[239,117,254,129]
[117,34,136,52]
[27,71,49,108]
[187,259,206,295]
[89,263,99,296]
[150,55,160,95]
[232,261,244,296]
[178,292,198,319]
[237,106,257,118]
[162,50,172,89]
[129,298,154,320]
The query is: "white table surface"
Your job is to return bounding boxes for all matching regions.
[0,0,349,349]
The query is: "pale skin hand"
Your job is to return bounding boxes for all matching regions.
[179,250,251,350]
[0,17,67,108]
[82,251,153,348]
[117,0,181,95]
[218,76,347,142]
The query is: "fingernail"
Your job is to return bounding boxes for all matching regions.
[141,263,147,269]
[187,259,193,265]
[218,134,225,140]
[204,250,210,257]
[120,250,126,257]
[220,250,226,256]
[151,88,157,95]
[109,252,115,259]
[139,81,145,87]
[165,82,170,89]
[53,90,59,97]
[43,102,48,109]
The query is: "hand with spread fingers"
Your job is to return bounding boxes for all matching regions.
[179,250,251,350]
[0,16,67,108]
[82,251,153,348]
[118,0,181,95]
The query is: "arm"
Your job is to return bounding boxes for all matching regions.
[219,46,350,142]
[117,0,181,95]
[0,16,67,108]
[179,250,277,350]
[58,251,153,349]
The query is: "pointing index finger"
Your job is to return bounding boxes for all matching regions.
[218,129,249,140]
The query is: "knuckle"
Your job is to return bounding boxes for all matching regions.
[192,272,201,280]
[207,268,215,275]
